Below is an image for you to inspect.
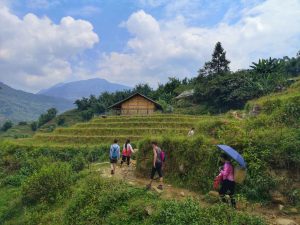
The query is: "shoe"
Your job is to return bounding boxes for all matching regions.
[111,170,114,175]
[146,184,151,190]
[157,185,163,190]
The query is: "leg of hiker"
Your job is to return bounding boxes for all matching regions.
[110,162,114,175]
[219,180,229,204]
[230,195,236,208]
[156,162,163,190]
[228,181,236,208]
[127,156,130,166]
[147,166,156,189]
[121,155,126,167]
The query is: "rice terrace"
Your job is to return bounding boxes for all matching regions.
[0,1,300,225]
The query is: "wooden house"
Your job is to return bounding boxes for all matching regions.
[108,93,162,115]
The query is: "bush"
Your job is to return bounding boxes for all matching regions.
[151,200,266,225]
[70,155,86,172]
[30,121,38,131]
[38,108,57,127]
[21,162,73,204]
[57,117,65,126]
[136,136,218,192]
[18,121,27,126]
[81,110,94,121]
[64,176,145,225]
[1,121,13,132]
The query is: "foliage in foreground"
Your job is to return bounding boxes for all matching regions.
[64,176,266,225]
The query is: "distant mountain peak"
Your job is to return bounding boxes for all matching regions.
[38,78,131,101]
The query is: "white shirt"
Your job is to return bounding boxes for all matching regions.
[188,130,195,136]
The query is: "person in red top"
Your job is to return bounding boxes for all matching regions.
[217,153,236,208]
[121,139,134,167]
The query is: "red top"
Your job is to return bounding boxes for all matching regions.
[122,143,133,156]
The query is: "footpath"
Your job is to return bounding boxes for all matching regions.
[92,161,299,225]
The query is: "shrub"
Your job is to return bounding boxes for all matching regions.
[38,108,57,127]
[150,199,266,225]
[18,121,27,126]
[70,155,86,172]
[81,110,94,121]
[64,176,145,225]
[136,136,218,192]
[57,117,65,126]
[2,174,26,187]
[21,162,73,204]
[30,121,38,131]
[1,121,13,132]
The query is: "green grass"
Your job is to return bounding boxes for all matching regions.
[0,124,34,140]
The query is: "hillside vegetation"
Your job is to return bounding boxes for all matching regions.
[0,82,73,125]
[0,81,299,224]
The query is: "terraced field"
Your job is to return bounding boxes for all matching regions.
[24,114,210,146]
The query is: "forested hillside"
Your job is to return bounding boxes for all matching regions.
[0,82,73,125]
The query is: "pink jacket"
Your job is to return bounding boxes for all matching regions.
[219,162,234,181]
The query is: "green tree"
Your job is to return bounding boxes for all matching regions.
[30,121,38,131]
[1,121,13,132]
[250,57,284,74]
[198,42,230,78]
[38,108,58,127]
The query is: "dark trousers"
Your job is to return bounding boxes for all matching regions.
[150,162,163,179]
[121,155,131,166]
[219,179,236,208]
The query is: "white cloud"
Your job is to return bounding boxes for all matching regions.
[97,0,300,87]
[0,4,99,92]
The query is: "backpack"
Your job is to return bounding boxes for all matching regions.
[111,145,118,159]
[234,166,246,184]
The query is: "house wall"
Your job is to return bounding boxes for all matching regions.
[120,95,156,115]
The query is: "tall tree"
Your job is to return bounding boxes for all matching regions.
[198,42,230,78]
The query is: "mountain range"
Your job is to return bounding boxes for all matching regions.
[38,78,131,101]
[0,82,74,125]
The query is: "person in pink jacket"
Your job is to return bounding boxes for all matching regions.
[217,153,236,208]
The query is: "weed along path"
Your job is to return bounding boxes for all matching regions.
[91,160,300,225]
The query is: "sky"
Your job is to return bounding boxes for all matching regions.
[0,0,299,93]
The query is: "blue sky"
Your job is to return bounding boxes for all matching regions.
[0,0,300,92]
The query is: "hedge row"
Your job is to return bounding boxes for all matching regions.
[136,136,218,192]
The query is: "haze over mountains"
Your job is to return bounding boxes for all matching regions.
[0,82,73,124]
[38,78,131,101]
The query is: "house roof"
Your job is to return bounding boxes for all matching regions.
[107,92,162,110]
[175,89,195,99]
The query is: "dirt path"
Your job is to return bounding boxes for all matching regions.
[91,161,299,225]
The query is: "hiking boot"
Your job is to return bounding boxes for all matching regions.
[146,184,151,190]
[157,185,163,190]
[111,170,114,175]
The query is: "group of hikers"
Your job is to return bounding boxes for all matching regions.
[109,139,164,190]
[108,127,237,208]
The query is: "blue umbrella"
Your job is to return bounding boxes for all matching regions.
[217,145,246,168]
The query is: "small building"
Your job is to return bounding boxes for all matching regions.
[175,89,195,100]
[107,93,162,115]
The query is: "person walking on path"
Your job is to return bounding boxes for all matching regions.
[216,153,236,208]
[121,139,135,167]
[110,139,120,175]
[146,141,164,190]
[188,127,195,137]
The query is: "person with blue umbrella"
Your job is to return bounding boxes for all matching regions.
[215,145,247,209]
[216,153,236,208]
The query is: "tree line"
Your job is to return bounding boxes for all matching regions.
[74,42,299,116]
